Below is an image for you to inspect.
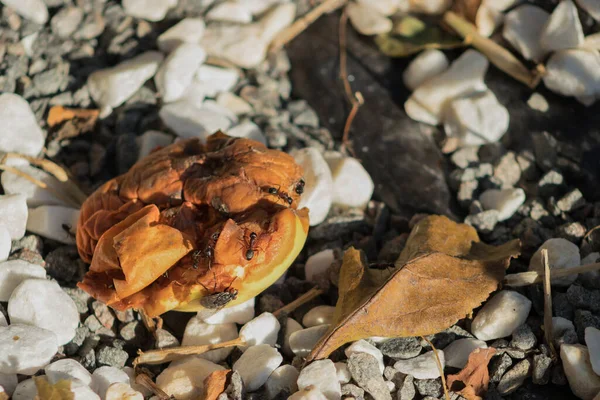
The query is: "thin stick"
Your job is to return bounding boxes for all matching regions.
[135,372,172,400]
[421,336,450,400]
[269,0,348,52]
[443,11,541,88]
[139,309,159,341]
[541,249,557,360]
[273,287,324,317]
[504,262,600,287]
[134,337,247,366]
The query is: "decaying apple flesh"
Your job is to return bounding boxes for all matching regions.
[76,132,309,317]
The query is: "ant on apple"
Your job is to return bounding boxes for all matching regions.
[295,178,305,195]
[191,231,220,270]
[244,232,259,261]
[266,186,293,205]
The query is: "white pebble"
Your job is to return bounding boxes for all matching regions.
[88,51,163,117]
[8,279,79,345]
[72,385,101,400]
[0,324,58,375]
[292,148,334,226]
[325,153,374,208]
[404,50,488,125]
[1,160,69,207]
[289,325,331,357]
[155,44,206,103]
[45,359,92,386]
[345,339,385,374]
[0,194,28,240]
[122,0,176,21]
[529,238,581,286]
[105,382,143,400]
[0,0,48,24]
[136,131,172,160]
[201,4,296,68]
[0,226,11,262]
[543,49,600,98]
[216,92,253,116]
[303,305,335,328]
[0,93,43,156]
[159,101,235,141]
[91,366,130,399]
[402,49,449,91]
[283,318,303,357]
[553,317,577,349]
[585,327,600,376]
[297,359,341,400]
[471,290,532,341]
[206,1,252,24]
[12,379,38,400]
[346,2,392,36]
[443,338,488,369]
[475,5,503,37]
[157,18,205,53]
[182,317,238,363]
[195,65,239,98]
[0,373,17,396]
[503,5,550,62]
[233,344,283,392]
[561,344,600,400]
[0,260,46,301]
[540,0,584,52]
[409,0,451,14]
[357,0,399,16]
[305,249,334,282]
[289,386,329,400]
[479,188,525,221]
[228,121,267,145]
[123,367,153,399]
[577,0,600,21]
[265,364,299,399]
[198,297,255,324]
[334,362,351,384]
[527,93,549,112]
[26,206,79,245]
[0,313,6,327]
[239,312,280,350]
[393,350,445,379]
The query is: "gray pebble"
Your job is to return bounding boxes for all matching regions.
[557,189,585,212]
[96,345,128,368]
[553,292,575,320]
[532,132,557,171]
[32,62,69,96]
[465,210,499,234]
[61,287,91,315]
[567,285,600,312]
[379,337,422,360]
[532,353,552,385]
[64,325,89,356]
[450,146,479,169]
[45,246,84,283]
[51,6,84,38]
[538,170,565,198]
[555,222,587,242]
[551,364,568,386]
[341,383,365,400]
[489,353,513,383]
[457,180,479,208]
[574,309,600,342]
[510,324,537,351]
[347,353,391,400]
[397,374,415,400]
[84,315,103,332]
[119,321,146,346]
[155,328,180,349]
[79,335,100,370]
[497,359,531,395]
[493,152,521,188]
[414,378,441,398]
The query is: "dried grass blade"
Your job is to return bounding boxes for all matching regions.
[134,338,247,366]
[504,262,600,287]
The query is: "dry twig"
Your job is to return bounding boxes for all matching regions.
[273,286,324,317]
[541,249,557,360]
[504,262,600,287]
[135,372,173,400]
[421,336,451,400]
[134,337,247,366]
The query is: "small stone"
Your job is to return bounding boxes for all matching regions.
[561,344,600,400]
[443,338,488,369]
[292,148,334,226]
[96,346,128,368]
[88,51,163,117]
[397,374,415,400]
[335,362,351,384]
[404,50,488,125]
[105,382,143,400]
[553,316,578,348]
[157,18,205,53]
[238,312,280,350]
[283,318,303,357]
[471,290,532,341]
[12,379,38,400]
[0,95,44,158]
[538,170,564,197]
[393,350,445,380]
[159,100,236,140]
[465,210,499,234]
[357,0,401,15]
[297,359,341,400]
[576,310,600,343]
[206,1,252,23]
[122,0,176,21]
[557,189,585,212]
[64,325,88,356]
[26,206,79,245]
[490,353,512,383]
[0,260,46,301]
[195,65,239,97]
[502,5,550,62]
[303,305,335,328]
[8,279,79,345]
[91,366,130,399]
[409,0,451,14]
[45,359,92,386]
[0,324,58,375]
[414,379,442,397]
[155,328,180,349]
[346,2,392,36]
[567,285,600,313]
[379,337,422,360]
[325,153,374,209]
[182,316,238,363]
[527,93,549,112]
[51,6,83,38]
[216,92,253,116]
[585,327,600,375]
[123,366,153,398]
[497,359,531,395]
[532,353,552,385]
[529,238,581,286]
[265,365,299,399]
[543,50,600,98]
[347,353,391,400]
[510,324,537,350]
[157,357,225,399]
[155,44,206,103]
[136,131,172,160]
[345,339,385,374]
[341,383,364,399]
[228,121,266,144]
[540,0,584,52]
[0,0,48,24]
[305,249,334,282]
[493,152,521,188]
[402,49,449,91]
[556,222,587,242]
[289,324,330,357]
[450,146,479,169]
[233,344,282,392]
[288,386,328,400]
[479,188,526,221]
[198,297,255,324]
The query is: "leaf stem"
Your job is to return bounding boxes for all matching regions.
[273,287,324,317]
[541,249,557,360]
[504,262,600,287]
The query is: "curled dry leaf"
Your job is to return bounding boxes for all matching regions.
[202,369,231,400]
[77,132,309,317]
[34,377,74,400]
[307,215,520,361]
[447,348,496,400]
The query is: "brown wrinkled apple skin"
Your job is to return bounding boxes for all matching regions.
[76,132,308,316]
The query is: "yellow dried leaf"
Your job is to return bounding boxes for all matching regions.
[34,377,74,400]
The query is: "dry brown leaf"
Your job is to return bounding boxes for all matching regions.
[447,348,496,400]
[47,106,100,127]
[451,0,482,23]
[202,369,231,400]
[34,377,74,400]
[307,215,520,361]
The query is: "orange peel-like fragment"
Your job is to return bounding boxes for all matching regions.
[76,132,309,317]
